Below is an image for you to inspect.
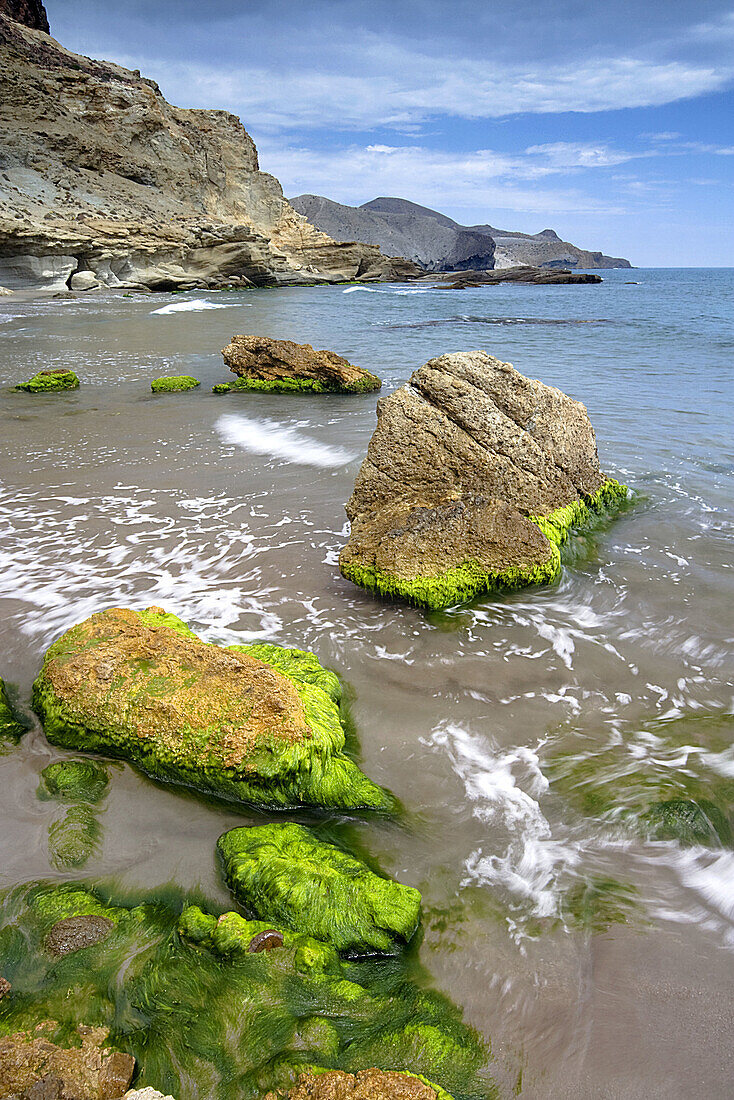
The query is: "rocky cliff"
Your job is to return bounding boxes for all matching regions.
[291,195,631,271]
[0,14,418,291]
[0,0,48,32]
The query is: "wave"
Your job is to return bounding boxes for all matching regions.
[151,298,235,315]
[376,315,609,330]
[342,286,378,294]
[215,413,354,468]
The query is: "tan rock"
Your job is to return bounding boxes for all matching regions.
[222,335,381,393]
[0,1023,133,1100]
[266,1068,445,1099]
[339,350,627,609]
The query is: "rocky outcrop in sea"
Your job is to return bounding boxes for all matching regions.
[220,335,382,393]
[0,12,418,292]
[290,194,631,272]
[339,351,628,609]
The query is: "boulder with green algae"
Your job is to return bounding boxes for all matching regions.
[0,679,25,745]
[548,713,734,847]
[221,335,382,394]
[217,823,422,955]
[15,369,80,392]
[32,606,391,813]
[0,883,491,1100]
[339,351,629,609]
[37,760,110,868]
[150,375,200,393]
[265,1068,457,1099]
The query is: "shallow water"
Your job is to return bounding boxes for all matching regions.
[1,269,733,1097]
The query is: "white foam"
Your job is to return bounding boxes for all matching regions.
[151,298,234,315]
[215,413,354,468]
[428,722,575,919]
[342,286,378,294]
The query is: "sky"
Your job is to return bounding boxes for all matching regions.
[45,0,734,265]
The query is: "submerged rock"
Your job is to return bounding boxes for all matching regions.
[0,883,490,1100]
[642,798,732,847]
[32,606,391,812]
[0,1022,133,1100]
[37,760,110,869]
[0,679,25,744]
[150,375,200,393]
[218,823,422,955]
[44,914,115,957]
[14,370,79,393]
[340,350,628,609]
[221,335,382,393]
[265,1068,454,1099]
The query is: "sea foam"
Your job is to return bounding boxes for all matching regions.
[151,298,235,315]
[215,413,354,468]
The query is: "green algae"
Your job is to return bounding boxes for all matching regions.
[32,608,392,814]
[222,372,381,395]
[558,876,640,933]
[15,370,80,393]
[0,678,26,746]
[547,712,734,847]
[213,383,231,393]
[341,477,630,611]
[0,882,492,1100]
[217,823,422,956]
[151,375,200,393]
[37,760,110,869]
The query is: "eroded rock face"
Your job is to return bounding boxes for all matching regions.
[0,16,419,291]
[32,607,391,812]
[218,823,422,955]
[0,1023,134,1100]
[266,1068,450,1099]
[339,351,627,608]
[0,0,48,32]
[221,336,381,393]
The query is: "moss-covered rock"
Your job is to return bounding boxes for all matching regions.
[340,351,630,609]
[0,883,492,1100]
[221,335,382,394]
[217,823,422,955]
[150,375,200,393]
[212,383,231,394]
[0,678,25,745]
[37,760,110,868]
[32,606,391,813]
[548,713,734,847]
[15,369,80,392]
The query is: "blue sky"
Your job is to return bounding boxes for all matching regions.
[46,0,734,265]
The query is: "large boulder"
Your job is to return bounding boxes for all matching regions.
[32,607,391,812]
[217,823,422,955]
[221,335,381,393]
[339,351,628,609]
[0,1023,134,1100]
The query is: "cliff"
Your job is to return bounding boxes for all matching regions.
[0,14,418,291]
[290,195,631,271]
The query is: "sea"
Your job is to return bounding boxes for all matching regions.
[0,268,732,1097]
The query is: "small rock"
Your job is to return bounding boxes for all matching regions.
[0,285,13,296]
[222,335,381,393]
[98,1052,135,1099]
[69,271,100,291]
[247,929,284,953]
[26,1075,63,1100]
[124,1090,177,1100]
[0,975,10,998]
[44,914,114,957]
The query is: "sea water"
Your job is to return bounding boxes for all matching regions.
[0,269,732,1097]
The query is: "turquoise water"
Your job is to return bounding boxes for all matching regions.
[0,268,733,1097]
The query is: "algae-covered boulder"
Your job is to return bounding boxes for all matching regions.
[221,335,381,393]
[37,760,111,869]
[265,1068,455,1099]
[0,679,25,745]
[548,713,734,848]
[15,369,80,392]
[151,375,200,393]
[217,823,421,955]
[32,607,391,812]
[339,351,628,609]
[0,883,490,1100]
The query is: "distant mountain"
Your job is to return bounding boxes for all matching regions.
[290,195,631,271]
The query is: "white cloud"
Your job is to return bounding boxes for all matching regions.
[524,142,642,168]
[256,142,629,218]
[110,46,734,132]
